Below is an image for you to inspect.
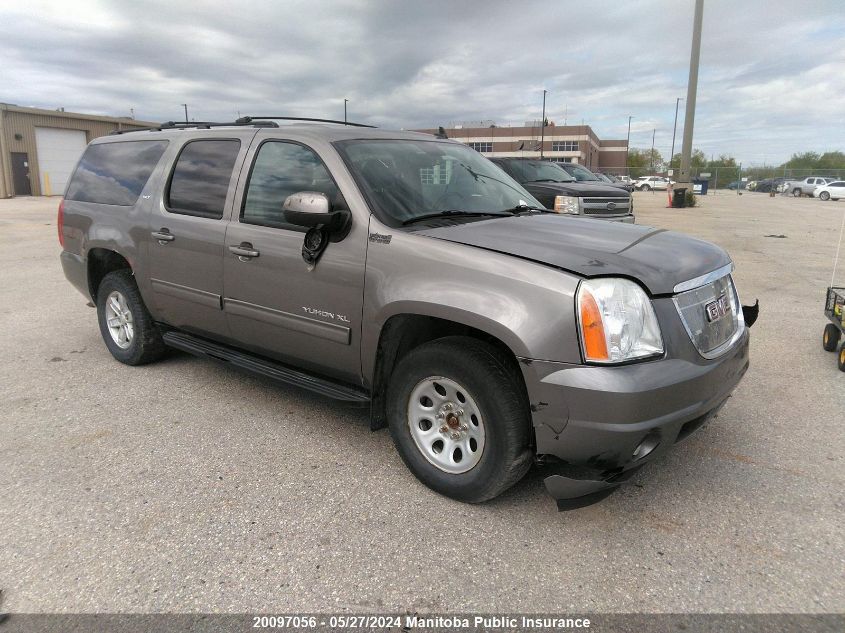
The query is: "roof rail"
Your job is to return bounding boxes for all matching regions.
[109,119,280,135]
[237,116,376,128]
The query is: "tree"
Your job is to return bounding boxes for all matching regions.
[669,149,708,173]
[627,148,664,178]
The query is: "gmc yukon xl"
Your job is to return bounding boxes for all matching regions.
[59,117,752,508]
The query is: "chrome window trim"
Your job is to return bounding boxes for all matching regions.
[673,262,734,294]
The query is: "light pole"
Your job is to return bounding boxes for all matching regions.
[540,89,547,159]
[181,104,188,123]
[670,97,683,171]
[343,98,348,124]
[678,0,704,187]
[625,115,634,170]
[650,128,656,173]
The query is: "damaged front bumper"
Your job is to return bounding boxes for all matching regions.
[519,328,750,509]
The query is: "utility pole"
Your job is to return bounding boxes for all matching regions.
[540,89,547,159]
[625,115,634,170]
[650,128,656,172]
[181,104,188,123]
[670,97,682,170]
[344,98,348,124]
[678,0,704,188]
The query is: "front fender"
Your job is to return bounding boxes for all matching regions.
[361,224,583,383]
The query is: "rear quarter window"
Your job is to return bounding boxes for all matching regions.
[65,140,169,206]
[166,139,241,219]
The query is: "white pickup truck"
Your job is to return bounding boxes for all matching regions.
[782,176,833,197]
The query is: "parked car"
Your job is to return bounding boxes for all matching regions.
[754,177,789,194]
[489,158,633,222]
[555,162,634,193]
[782,176,833,197]
[59,118,751,507]
[598,172,636,193]
[814,181,845,201]
[634,176,672,191]
[726,181,747,190]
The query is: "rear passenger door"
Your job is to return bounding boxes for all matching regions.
[146,137,245,339]
[222,138,367,385]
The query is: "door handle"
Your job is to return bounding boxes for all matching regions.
[229,243,260,259]
[151,229,175,243]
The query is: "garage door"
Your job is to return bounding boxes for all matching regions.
[35,128,87,196]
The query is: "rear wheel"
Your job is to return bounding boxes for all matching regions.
[824,324,841,351]
[820,191,831,201]
[386,336,532,503]
[792,188,802,197]
[96,270,166,365]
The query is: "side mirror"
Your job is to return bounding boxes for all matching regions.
[282,191,349,234]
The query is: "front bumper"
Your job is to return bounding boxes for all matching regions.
[519,329,749,507]
[579,213,634,223]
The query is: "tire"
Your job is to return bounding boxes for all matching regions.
[96,270,166,365]
[820,191,830,201]
[386,336,532,503]
[839,345,845,372]
[641,184,651,192]
[792,188,802,197]
[824,324,841,352]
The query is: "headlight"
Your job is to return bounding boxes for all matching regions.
[577,278,663,363]
[554,195,579,214]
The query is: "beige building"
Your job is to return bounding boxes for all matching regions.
[415,122,629,172]
[0,104,155,198]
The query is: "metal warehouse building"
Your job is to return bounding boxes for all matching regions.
[0,104,155,198]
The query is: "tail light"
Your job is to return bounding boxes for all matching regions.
[58,198,65,247]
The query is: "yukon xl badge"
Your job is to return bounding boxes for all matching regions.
[369,233,392,244]
[705,294,731,323]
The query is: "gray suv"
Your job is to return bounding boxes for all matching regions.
[59,117,752,508]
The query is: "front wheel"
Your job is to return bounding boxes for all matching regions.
[823,324,841,351]
[820,191,831,201]
[386,336,532,503]
[792,188,802,197]
[641,184,651,192]
[96,270,166,365]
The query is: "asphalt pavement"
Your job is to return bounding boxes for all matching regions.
[0,192,842,614]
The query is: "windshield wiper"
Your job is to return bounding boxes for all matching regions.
[500,203,547,215]
[526,178,567,183]
[402,210,513,226]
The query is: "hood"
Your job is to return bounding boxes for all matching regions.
[523,181,629,198]
[415,214,730,296]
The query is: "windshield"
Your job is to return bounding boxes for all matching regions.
[335,139,542,225]
[507,160,576,183]
[561,163,601,182]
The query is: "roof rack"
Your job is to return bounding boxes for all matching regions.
[110,119,280,135]
[236,116,376,128]
[110,115,376,135]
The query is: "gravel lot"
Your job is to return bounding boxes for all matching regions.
[1,191,843,614]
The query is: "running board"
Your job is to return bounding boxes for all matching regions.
[162,331,370,403]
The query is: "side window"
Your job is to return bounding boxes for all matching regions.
[65,140,168,206]
[166,139,241,219]
[242,141,339,230]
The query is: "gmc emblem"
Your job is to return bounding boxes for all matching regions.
[705,294,731,323]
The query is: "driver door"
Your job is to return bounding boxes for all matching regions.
[222,139,367,385]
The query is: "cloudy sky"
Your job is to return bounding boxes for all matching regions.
[1,0,843,165]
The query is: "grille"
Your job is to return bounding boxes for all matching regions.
[581,196,631,215]
[673,274,743,358]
